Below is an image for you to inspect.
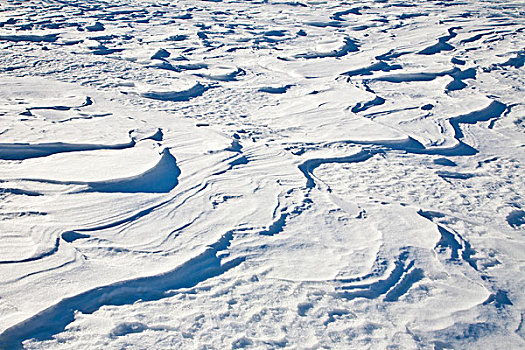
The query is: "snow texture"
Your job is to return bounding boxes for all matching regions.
[0,0,524,349]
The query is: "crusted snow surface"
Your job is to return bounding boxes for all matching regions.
[0,0,524,349]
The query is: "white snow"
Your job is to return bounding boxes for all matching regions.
[0,0,524,349]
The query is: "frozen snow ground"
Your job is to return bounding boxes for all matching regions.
[0,0,524,349]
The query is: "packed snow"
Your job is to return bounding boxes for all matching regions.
[0,0,524,348]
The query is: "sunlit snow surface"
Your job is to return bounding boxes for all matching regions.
[0,0,524,348]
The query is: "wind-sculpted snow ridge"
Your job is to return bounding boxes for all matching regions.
[418,27,461,55]
[373,66,478,92]
[0,139,136,160]
[140,83,211,102]
[337,252,425,302]
[295,37,359,59]
[0,231,243,349]
[0,0,524,348]
[299,149,376,189]
[0,237,60,265]
[17,148,180,193]
[0,34,59,43]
